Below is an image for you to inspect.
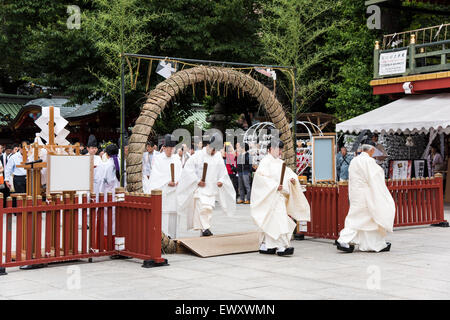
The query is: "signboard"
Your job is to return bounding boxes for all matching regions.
[413,159,427,178]
[388,160,412,179]
[379,49,407,76]
[47,155,93,195]
[312,136,336,184]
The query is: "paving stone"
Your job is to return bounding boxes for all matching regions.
[0,204,449,299]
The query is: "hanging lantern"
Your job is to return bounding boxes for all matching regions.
[405,136,414,147]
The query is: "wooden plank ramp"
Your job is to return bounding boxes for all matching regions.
[175,231,261,258]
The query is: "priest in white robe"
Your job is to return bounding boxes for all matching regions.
[337,144,395,253]
[142,141,159,193]
[148,134,182,239]
[251,140,310,256]
[86,135,103,195]
[98,143,120,249]
[177,135,235,236]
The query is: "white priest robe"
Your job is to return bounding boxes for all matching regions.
[337,151,395,252]
[250,154,311,249]
[148,152,182,239]
[176,147,236,231]
[142,151,158,193]
[98,158,120,236]
[92,155,103,195]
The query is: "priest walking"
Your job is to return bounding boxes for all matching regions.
[250,140,310,256]
[336,144,395,253]
[148,134,182,239]
[177,134,235,236]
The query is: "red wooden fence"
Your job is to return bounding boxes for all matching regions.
[0,189,166,275]
[296,174,447,240]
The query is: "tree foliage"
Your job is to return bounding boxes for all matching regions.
[1,0,449,130]
[259,0,348,116]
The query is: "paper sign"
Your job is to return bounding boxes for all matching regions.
[379,50,407,76]
[115,237,125,251]
[389,160,412,179]
[156,61,177,79]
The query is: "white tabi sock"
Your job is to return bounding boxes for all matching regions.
[338,241,350,248]
[259,243,267,251]
[276,247,286,253]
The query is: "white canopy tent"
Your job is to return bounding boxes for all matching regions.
[336,93,450,135]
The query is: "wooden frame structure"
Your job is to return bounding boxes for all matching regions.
[311,135,336,184]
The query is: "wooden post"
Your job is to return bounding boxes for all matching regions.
[409,34,416,75]
[49,106,55,147]
[434,173,447,225]
[373,40,380,78]
[201,163,208,182]
[279,162,286,186]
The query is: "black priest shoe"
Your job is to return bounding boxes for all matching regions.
[379,242,391,252]
[276,247,294,256]
[336,242,355,253]
[201,229,213,237]
[259,248,276,254]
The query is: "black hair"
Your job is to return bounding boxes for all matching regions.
[266,139,284,151]
[105,144,119,156]
[204,136,213,146]
[147,141,155,147]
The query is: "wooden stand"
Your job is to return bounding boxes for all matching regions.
[14,106,82,259]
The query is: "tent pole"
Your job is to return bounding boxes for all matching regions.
[120,54,126,188]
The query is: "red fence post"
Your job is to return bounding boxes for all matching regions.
[81,194,87,254]
[89,192,97,252]
[107,193,113,251]
[432,173,449,227]
[16,196,24,262]
[330,183,338,239]
[142,190,168,268]
[0,194,5,275]
[294,183,308,240]
[35,195,43,260]
[5,197,12,263]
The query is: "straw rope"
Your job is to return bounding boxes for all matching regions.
[127,66,295,193]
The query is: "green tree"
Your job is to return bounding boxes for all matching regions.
[324,0,386,122]
[145,0,263,62]
[259,0,348,116]
[83,0,158,108]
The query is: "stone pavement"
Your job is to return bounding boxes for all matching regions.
[1,204,450,300]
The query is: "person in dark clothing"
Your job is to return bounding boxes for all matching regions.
[237,143,252,204]
[0,144,10,208]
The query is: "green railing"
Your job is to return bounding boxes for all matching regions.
[373,35,450,79]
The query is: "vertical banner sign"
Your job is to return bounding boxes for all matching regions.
[379,49,407,76]
[413,160,426,178]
